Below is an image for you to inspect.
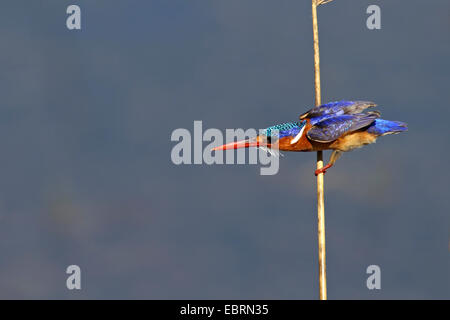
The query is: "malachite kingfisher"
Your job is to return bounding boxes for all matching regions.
[212,100,407,175]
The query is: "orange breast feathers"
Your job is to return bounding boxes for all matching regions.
[277,120,329,152]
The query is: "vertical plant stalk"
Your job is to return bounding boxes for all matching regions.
[312,0,327,300]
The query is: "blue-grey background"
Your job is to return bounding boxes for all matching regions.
[0,0,448,299]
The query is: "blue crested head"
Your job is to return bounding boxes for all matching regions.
[263,121,306,138]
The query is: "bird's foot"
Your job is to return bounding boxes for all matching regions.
[315,163,333,176]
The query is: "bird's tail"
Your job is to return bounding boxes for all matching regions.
[367,119,408,136]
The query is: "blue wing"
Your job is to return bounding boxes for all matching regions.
[366,119,408,136]
[300,100,377,125]
[307,113,379,143]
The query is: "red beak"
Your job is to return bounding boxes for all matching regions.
[212,137,266,151]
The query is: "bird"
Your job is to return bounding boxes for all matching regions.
[212,100,407,175]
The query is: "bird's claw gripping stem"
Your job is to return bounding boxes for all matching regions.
[315,163,333,176]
